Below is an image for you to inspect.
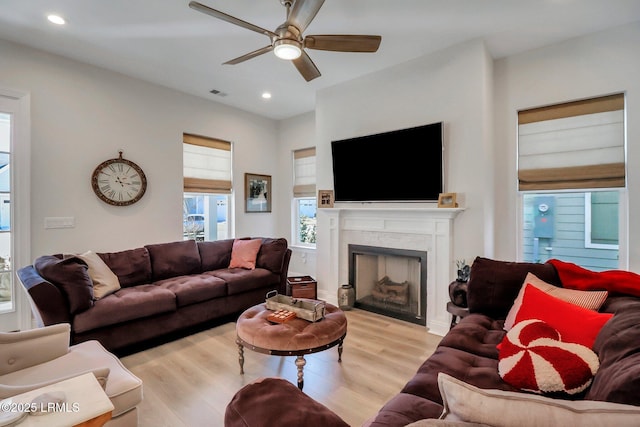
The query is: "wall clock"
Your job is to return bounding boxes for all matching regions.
[91,151,147,206]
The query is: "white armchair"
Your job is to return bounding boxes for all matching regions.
[0,323,142,426]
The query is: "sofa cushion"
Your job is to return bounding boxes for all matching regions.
[155,274,227,307]
[586,295,640,406]
[498,319,599,395]
[438,373,640,427]
[504,273,608,331]
[98,247,152,288]
[256,238,288,274]
[197,239,234,271]
[210,268,278,296]
[76,251,121,300]
[466,257,560,319]
[513,284,612,348]
[34,255,94,314]
[225,377,349,427]
[146,240,202,281]
[369,393,446,427]
[73,285,176,333]
[229,238,262,270]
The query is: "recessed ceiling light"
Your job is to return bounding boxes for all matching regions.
[262,92,272,99]
[47,14,66,25]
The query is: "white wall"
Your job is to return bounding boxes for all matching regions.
[0,39,279,258]
[313,39,494,300]
[276,112,318,276]
[493,23,640,270]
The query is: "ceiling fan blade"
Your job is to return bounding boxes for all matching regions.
[287,0,325,33]
[305,35,382,52]
[292,51,321,82]
[223,45,274,65]
[189,1,277,39]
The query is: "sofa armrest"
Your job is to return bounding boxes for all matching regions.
[0,324,71,376]
[17,266,71,326]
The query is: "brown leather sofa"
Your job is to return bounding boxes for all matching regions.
[224,257,640,426]
[18,238,291,353]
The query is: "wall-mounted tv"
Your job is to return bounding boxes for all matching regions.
[331,122,443,202]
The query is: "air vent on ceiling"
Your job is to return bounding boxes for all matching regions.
[210,89,228,97]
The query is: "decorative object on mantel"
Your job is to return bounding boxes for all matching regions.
[318,190,334,208]
[91,150,147,206]
[438,192,458,208]
[245,173,272,213]
[337,284,355,310]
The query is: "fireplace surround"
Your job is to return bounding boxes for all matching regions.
[319,207,463,336]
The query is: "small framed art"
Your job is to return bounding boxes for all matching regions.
[438,192,458,208]
[318,190,334,208]
[245,173,272,213]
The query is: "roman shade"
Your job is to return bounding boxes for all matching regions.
[518,94,625,191]
[183,133,232,193]
[293,147,316,197]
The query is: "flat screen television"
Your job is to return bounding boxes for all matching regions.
[331,122,443,202]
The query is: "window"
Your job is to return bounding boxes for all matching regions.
[518,94,625,270]
[0,114,11,312]
[183,133,232,241]
[293,148,316,247]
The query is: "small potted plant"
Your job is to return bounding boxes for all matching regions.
[449,260,470,308]
[456,259,470,282]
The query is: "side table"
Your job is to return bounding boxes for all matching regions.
[446,301,470,330]
[286,275,318,299]
[0,372,114,427]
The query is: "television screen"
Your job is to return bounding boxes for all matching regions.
[331,122,443,202]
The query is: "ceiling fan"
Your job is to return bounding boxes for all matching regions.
[188,0,382,82]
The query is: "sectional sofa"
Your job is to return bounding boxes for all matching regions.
[224,257,640,427]
[18,238,291,353]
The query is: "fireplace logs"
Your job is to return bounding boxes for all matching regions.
[371,276,410,305]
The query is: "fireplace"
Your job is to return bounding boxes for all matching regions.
[349,244,427,325]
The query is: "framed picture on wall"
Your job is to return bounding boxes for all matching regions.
[318,190,334,208]
[245,173,272,213]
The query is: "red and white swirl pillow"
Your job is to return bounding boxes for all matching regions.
[498,319,599,395]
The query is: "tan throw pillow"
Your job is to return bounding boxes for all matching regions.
[77,250,121,299]
[504,272,608,330]
[438,373,640,427]
[229,239,262,270]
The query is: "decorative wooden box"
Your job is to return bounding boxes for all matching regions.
[286,275,318,299]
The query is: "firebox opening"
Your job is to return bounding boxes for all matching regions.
[349,244,427,326]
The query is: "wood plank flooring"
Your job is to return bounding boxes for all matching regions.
[121,309,442,427]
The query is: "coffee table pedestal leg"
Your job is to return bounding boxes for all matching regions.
[237,339,244,374]
[295,355,306,390]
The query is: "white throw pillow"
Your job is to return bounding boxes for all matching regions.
[77,251,121,299]
[438,373,640,427]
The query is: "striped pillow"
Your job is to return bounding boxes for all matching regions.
[504,272,608,331]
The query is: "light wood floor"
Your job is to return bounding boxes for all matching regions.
[121,309,442,427]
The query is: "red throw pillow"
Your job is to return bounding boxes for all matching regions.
[513,284,613,348]
[499,319,599,395]
[229,238,262,270]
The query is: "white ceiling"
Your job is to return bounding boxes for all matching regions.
[1,1,639,120]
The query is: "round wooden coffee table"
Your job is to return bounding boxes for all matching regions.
[236,302,347,390]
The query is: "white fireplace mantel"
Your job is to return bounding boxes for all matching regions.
[318,206,464,336]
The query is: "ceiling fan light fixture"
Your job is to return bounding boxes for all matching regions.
[273,39,302,60]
